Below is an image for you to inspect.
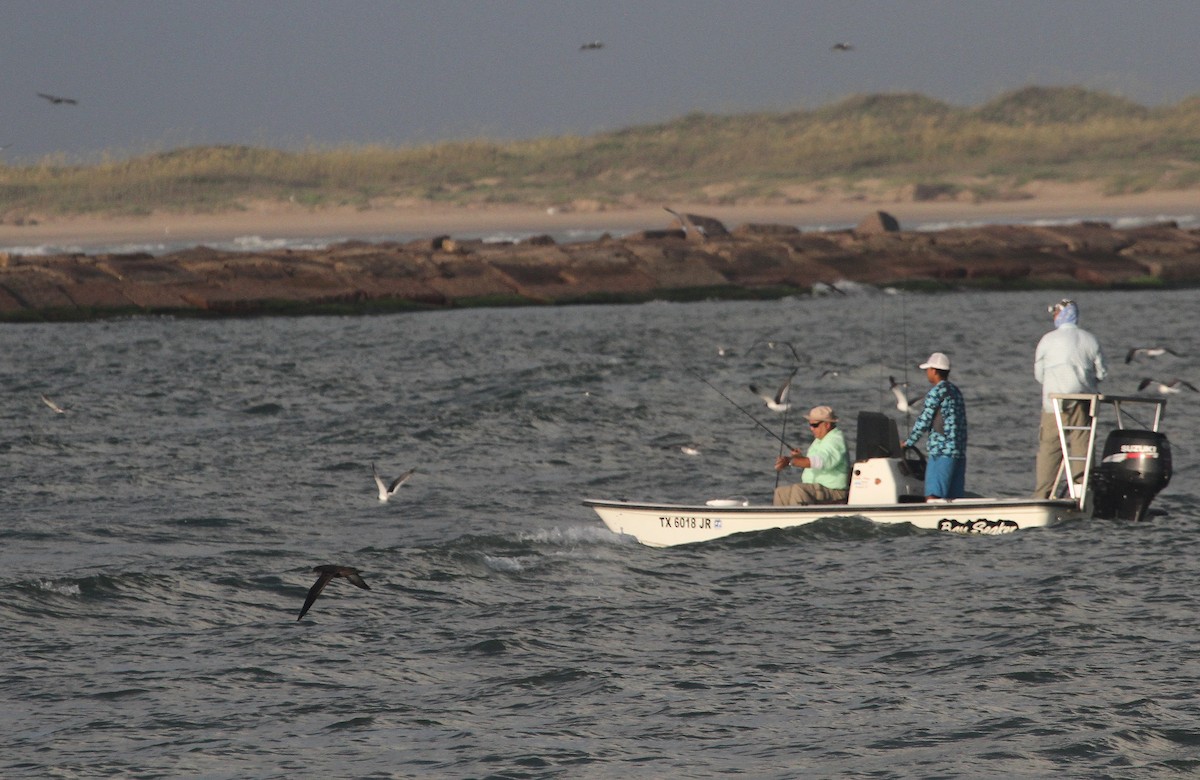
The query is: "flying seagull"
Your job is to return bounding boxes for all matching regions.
[750,369,798,412]
[37,92,78,105]
[297,565,371,621]
[580,41,604,50]
[831,42,854,51]
[889,376,923,413]
[663,206,707,240]
[373,463,415,502]
[1137,377,1199,395]
[811,282,847,296]
[1125,346,1184,364]
[40,394,66,414]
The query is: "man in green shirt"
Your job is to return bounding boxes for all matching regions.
[773,405,851,505]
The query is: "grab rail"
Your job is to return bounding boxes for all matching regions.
[1048,393,1168,509]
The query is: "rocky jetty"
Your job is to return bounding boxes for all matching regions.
[2,211,1199,320]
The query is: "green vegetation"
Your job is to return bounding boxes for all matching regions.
[2,86,1198,218]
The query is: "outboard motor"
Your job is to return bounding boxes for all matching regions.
[1090,429,1172,521]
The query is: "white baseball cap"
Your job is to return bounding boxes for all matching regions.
[919,352,951,371]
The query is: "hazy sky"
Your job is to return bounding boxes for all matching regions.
[3,1,1198,163]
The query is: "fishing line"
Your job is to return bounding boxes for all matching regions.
[900,291,912,422]
[773,366,800,491]
[687,367,797,451]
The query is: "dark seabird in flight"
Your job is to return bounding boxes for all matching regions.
[1137,377,1199,395]
[831,42,854,51]
[580,41,604,50]
[37,92,78,105]
[373,463,415,502]
[1125,346,1184,364]
[297,565,371,621]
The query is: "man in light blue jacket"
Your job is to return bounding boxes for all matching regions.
[1034,299,1108,498]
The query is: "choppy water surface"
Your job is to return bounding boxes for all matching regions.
[3,288,1200,778]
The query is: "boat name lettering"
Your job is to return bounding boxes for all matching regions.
[658,515,714,530]
[937,518,1019,535]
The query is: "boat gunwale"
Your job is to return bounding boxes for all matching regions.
[582,497,1080,514]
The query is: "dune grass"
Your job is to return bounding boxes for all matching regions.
[1,86,1198,219]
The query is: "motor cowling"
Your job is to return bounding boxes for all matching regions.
[1090,429,1172,521]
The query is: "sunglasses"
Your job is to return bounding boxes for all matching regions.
[809,421,825,428]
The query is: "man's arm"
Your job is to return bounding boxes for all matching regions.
[1094,341,1108,382]
[904,386,940,448]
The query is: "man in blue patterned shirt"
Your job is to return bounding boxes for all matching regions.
[903,352,968,499]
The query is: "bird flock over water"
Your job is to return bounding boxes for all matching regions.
[28,327,1190,621]
[701,334,1197,447]
[1124,344,1196,395]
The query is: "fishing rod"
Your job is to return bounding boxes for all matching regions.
[687,367,797,452]
[775,386,792,491]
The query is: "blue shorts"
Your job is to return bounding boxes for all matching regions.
[925,456,966,498]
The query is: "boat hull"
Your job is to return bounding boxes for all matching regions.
[583,497,1083,548]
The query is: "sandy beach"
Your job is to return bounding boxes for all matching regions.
[1,184,1197,250]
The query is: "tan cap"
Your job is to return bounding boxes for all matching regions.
[806,405,838,423]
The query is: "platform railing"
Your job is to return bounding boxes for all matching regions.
[1048,393,1168,509]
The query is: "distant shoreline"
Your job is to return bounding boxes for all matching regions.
[2,183,1197,251]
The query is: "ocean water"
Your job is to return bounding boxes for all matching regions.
[3,287,1200,778]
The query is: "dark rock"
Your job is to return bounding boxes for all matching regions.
[733,223,802,237]
[854,211,901,234]
[3,214,1200,319]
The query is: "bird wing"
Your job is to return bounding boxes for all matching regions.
[1176,379,1199,392]
[372,463,389,500]
[345,572,371,590]
[387,468,415,494]
[297,572,334,620]
[1137,378,1153,391]
[774,371,796,405]
[1125,348,1139,364]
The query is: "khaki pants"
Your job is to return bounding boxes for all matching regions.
[1034,402,1090,499]
[773,482,850,506]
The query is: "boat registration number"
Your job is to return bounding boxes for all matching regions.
[658,515,718,530]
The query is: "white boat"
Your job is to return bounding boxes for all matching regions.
[584,394,1170,548]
